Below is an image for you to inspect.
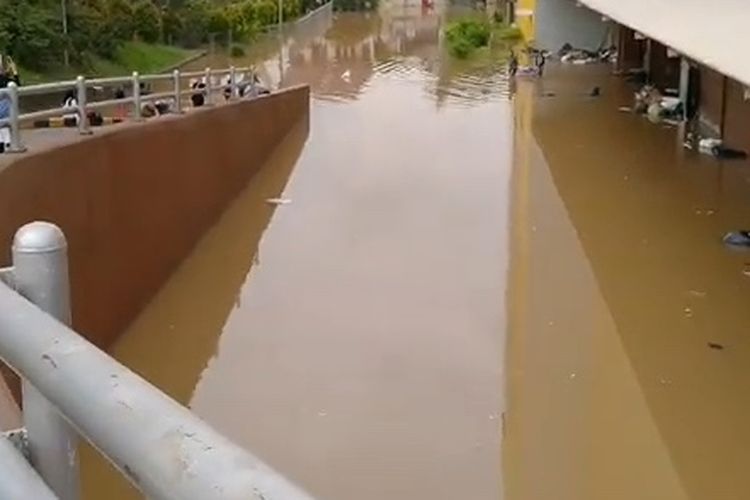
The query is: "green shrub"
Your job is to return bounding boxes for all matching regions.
[445,19,491,59]
[230,45,246,57]
[449,38,473,58]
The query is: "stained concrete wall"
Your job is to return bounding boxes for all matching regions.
[0,86,309,404]
[723,78,750,153]
[535,0,609,52]
[700,67,726,136]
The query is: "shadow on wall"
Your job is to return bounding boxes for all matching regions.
[0,86,310,400]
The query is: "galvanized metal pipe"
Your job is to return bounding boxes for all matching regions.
[132,71,142,121]
[6,82,25,153]
[87,76,134,86]
[0,436,59,500]
[76,76,91,135]
[12,222,80,500]
[86,97,135,112]
[19,107,72,122]
[16,81,77,97]
[204,67,213,106]
[230,66,237,99]
[0,223,315,500]
[173,69,182,114]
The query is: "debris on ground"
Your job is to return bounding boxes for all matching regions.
[693,137,748,159]
[589,86,601,97]
[708,342,725,350]
[558,43,616,64]
[265,197,292,206]
[632,85,684,123]
[698,138,722,155]
[618,106,632,112]
[723,230,750,247]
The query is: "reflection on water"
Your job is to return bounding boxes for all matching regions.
[82,1,750,499]
[188,2,511,105]
[508,63,750,500]
[83,2,512,499]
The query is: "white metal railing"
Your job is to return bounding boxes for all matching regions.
[0,221,315,500]
[0,66,254,154]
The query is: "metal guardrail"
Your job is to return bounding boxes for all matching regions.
[0,221,316,500]
[0,66,254,153]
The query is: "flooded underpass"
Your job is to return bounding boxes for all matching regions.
[81,3,750,500]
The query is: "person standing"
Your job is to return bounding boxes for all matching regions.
[508,49,519,77]
[534,50,546,77]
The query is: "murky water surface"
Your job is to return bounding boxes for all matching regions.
[82,3,750,500]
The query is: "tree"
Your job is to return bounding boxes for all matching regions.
[0,0,64,70]
[132,0,162,43]
[106,0,135,41]
[69,0,122,61]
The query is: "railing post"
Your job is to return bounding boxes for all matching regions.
[172,69,182,114]
[76,76,91,135]
[0,437,59,500]
[204,67,213,106]
[6,82,26,153]
[230,66,237,100]
[132,71,142,121]
[12,222,80,500]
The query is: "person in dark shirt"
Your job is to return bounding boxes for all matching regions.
[534,50,546,77]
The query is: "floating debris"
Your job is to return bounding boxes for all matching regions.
[569,373,577,380]
[707,342,725,350]
[659,378,673,386]
[687,290,707,298]
[743,264,750,277]
[618,106,632,112]
[683,306,693,318]
[723,231,750,248]
[317,410,328,417]
[265,197,292,206]
[696,207,717,216]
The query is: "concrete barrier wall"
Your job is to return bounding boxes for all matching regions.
[0,86,309,403]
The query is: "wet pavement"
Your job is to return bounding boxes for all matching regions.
[81,3,750,500]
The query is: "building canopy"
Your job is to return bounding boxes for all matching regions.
[581,0,750,85]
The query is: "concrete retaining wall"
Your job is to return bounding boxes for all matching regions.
[535,0,609,52]
[0,85,309,404]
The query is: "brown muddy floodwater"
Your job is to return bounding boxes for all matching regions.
[81,3,750,500]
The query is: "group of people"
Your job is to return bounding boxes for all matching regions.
[508,47,547,78]
[0,65,269,152]
[189,71,266,108]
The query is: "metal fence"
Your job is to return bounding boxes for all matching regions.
[0,221,315,500]
[0,66,255,154]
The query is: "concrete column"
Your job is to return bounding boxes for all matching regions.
[679,57,690,118]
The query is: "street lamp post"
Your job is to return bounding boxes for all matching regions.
[61,0,69,67]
